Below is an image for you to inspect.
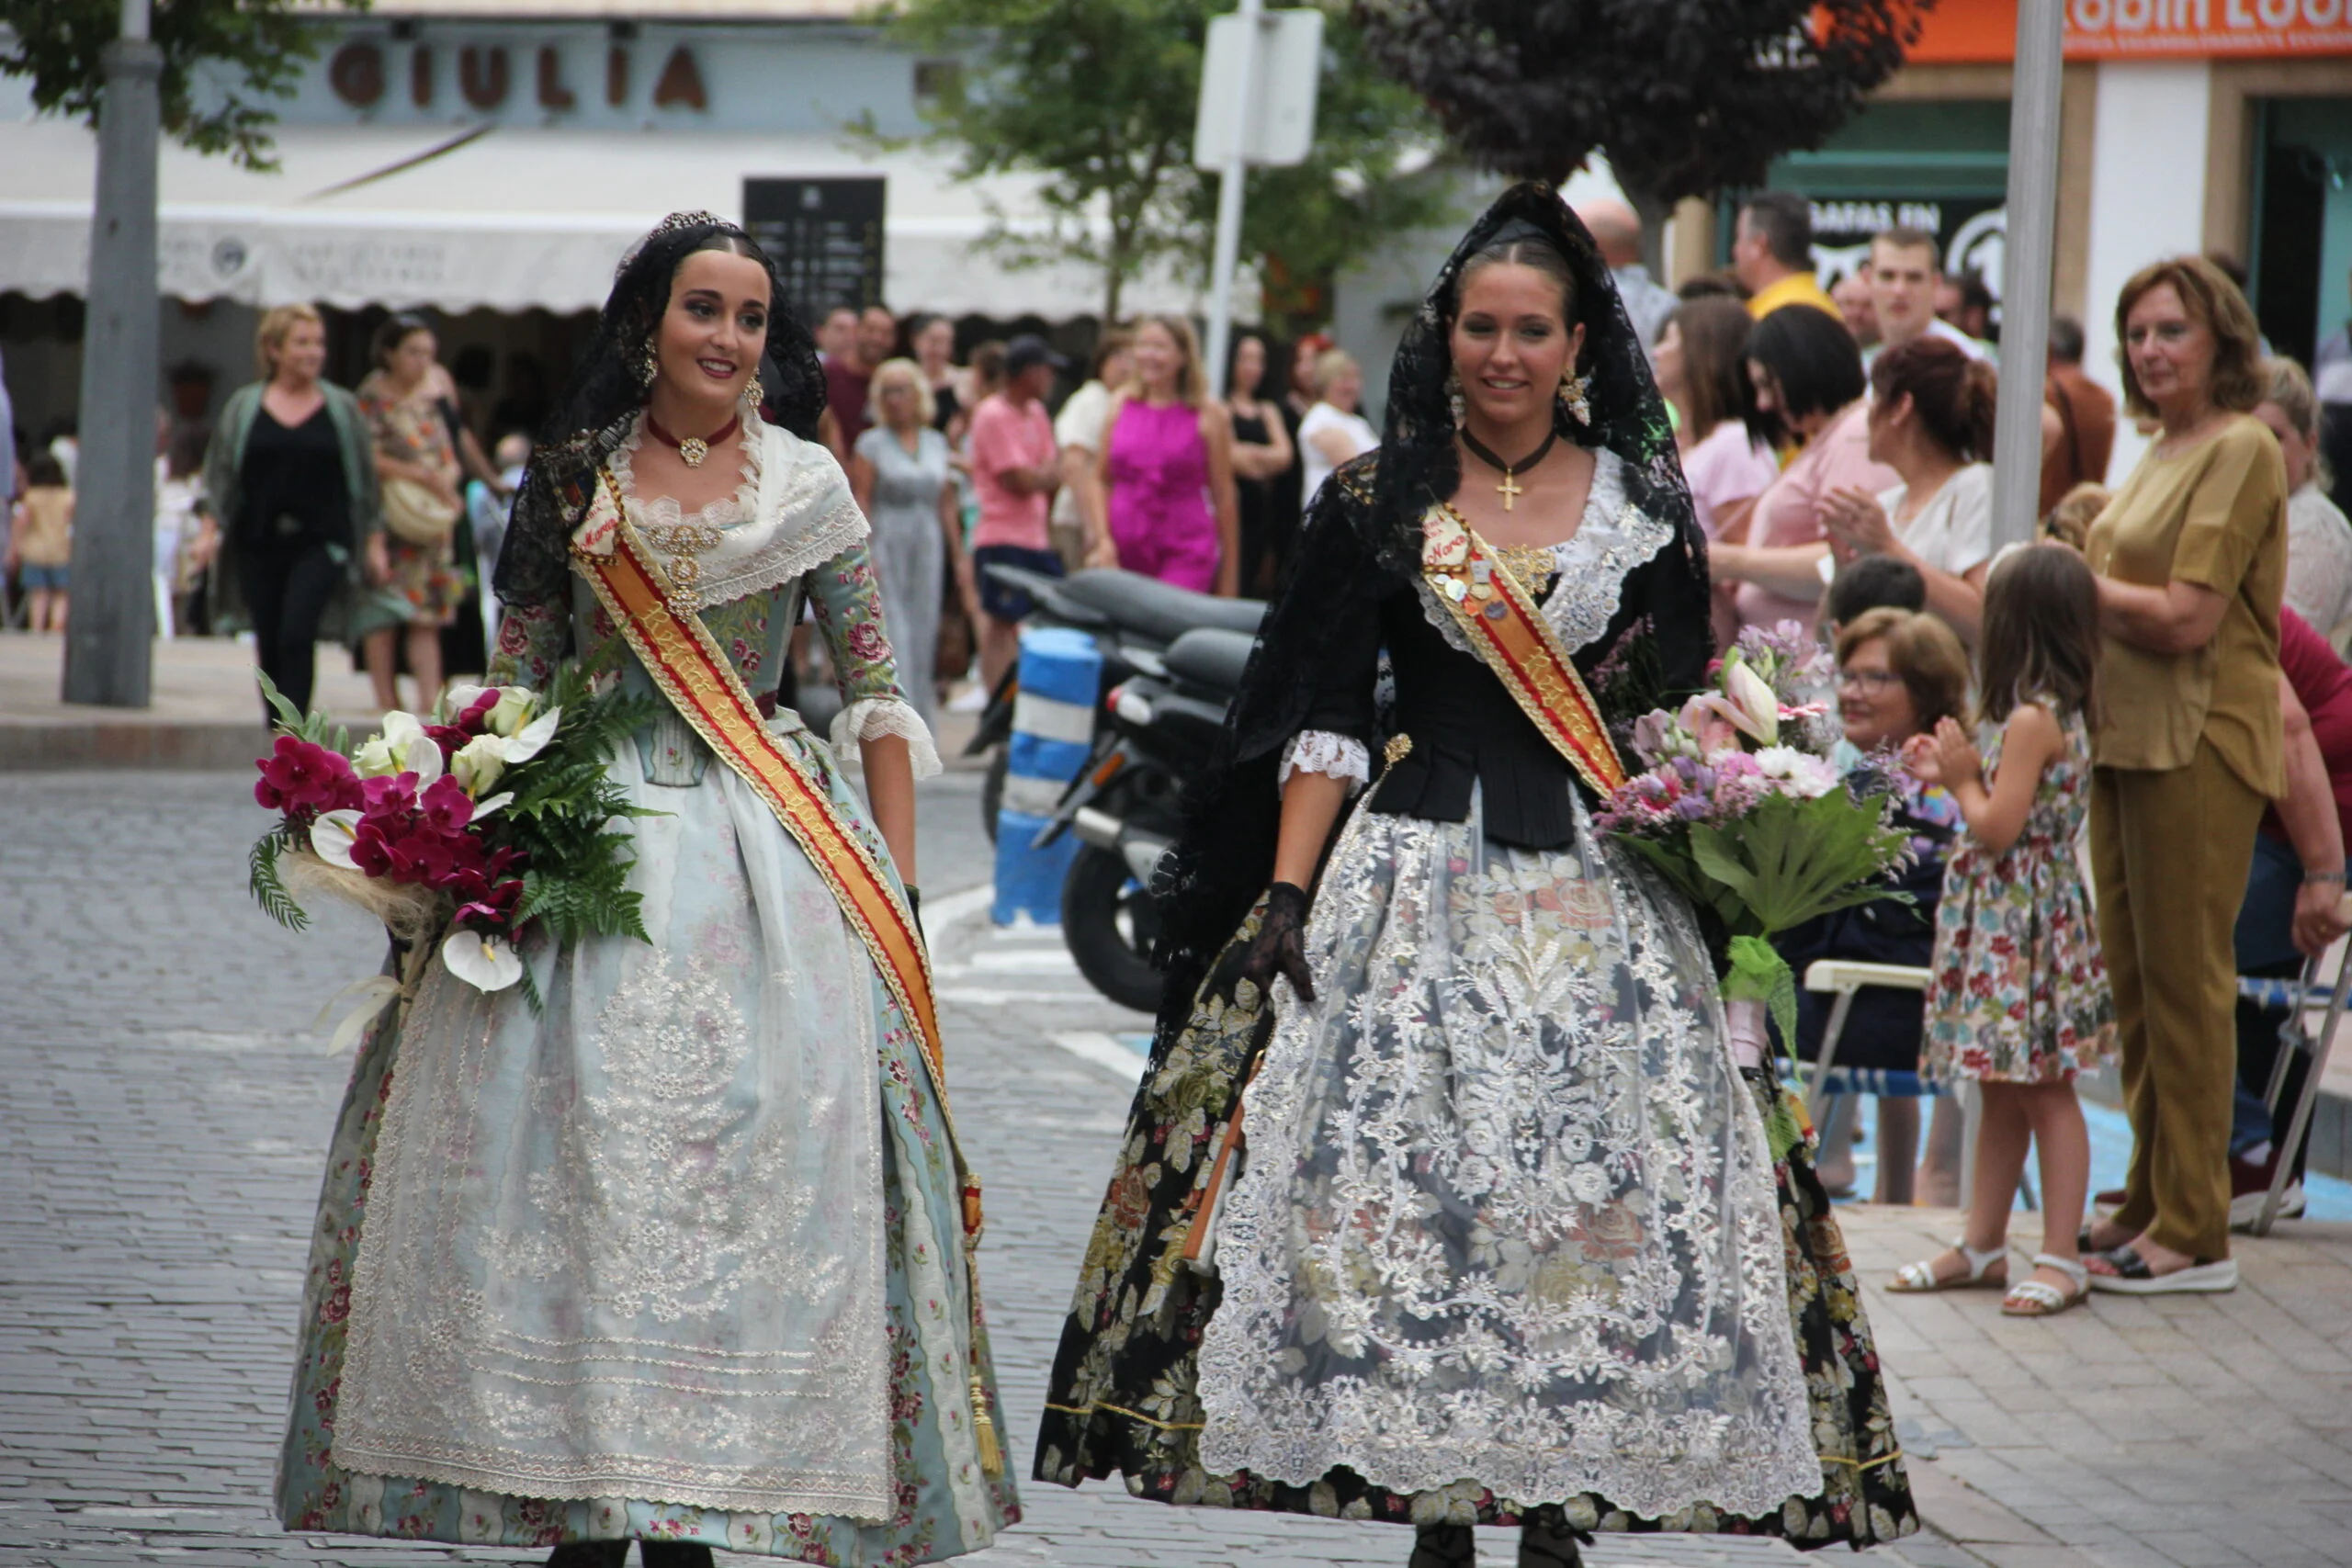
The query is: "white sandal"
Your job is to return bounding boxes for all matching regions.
[2002,1253,2090,1317]
[1888,1238,2007,1293]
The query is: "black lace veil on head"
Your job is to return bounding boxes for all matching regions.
[1364,180,1704,576]
[494,212,828,610]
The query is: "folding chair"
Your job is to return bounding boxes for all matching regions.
[1799,958,2035,1210]
[2235,954,2352,1235]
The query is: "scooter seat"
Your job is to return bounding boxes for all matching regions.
[1059,569,1266,644]
[1160,626,1257,694]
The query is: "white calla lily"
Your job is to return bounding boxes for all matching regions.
[310,809,365,869]
[379,710,426,749]
[443,929,526,992]
[500,705,561,765]
[402,733,445,790]
[486,686,537,739]
[451,733,508,797]
[444,683,494,722]
[469,791,514,823]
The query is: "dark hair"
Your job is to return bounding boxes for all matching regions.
[1677,272,1743,301]
[1747,303,1866,432]
[1458,235,1581,325]
[1664,295,1756,441]
[2049,314,2086,365]
[1951,270,1995,315]
[1870,335,1998,462]
[537,218,820,452]
[1871,224,1940,272]
[166,423,209,480]
[1091,328,1134,381]
[1976,544,2101,727]
[1739,191,1814,269]
[369,311,434,370]
[1835,606,1971,731]
[1828,554,1927,626]
[2114,254,2267,418]
[2205,251,2251,292]
[25,452,66,488]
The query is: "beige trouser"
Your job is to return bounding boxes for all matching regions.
[2089,741,2266,1260]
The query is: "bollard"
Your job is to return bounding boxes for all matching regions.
[992,626,1101,925]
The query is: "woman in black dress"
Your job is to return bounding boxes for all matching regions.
[1227,330,1298,596]
[202,302,386,717]
[1035,185,1917,1567]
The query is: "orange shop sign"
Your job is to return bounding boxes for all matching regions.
[1904,0,2352,61]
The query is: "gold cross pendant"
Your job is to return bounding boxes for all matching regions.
[1496,469,1521,511]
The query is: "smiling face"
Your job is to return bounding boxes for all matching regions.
[1133,321,1182,395]
[1450,261,1582,435]
[270,318,327,387]
[654,249,770,414]
[857,308,899,370]
[1837,637,1920,750]
[914,316,954,373]
[2123,282,2217,423]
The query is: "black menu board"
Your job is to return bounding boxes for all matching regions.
[743,176,886,322]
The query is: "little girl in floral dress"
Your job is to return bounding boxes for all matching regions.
[1891,544,2117,1317]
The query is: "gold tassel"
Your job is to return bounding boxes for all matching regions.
[969,1375,1003,1475]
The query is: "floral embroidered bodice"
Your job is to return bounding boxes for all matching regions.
[489,416,935,776]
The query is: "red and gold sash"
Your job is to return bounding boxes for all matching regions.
[572,467,980,1239]
[1421,504,1628,798]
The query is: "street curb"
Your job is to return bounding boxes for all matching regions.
[0,723,274,771]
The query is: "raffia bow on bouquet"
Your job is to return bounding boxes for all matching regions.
[1595,622,1914,1066]
[244,656,660,1039]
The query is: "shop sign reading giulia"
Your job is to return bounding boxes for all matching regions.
[325,38,709,115]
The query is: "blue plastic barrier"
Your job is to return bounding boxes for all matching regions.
[992,626,1101,924]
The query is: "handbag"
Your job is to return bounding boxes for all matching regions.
[381,476,459,545]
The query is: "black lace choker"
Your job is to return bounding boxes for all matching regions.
[1457,424,1557,512]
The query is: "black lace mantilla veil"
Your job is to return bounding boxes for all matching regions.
[492,212,829,616]
[1149,181,1714,1033]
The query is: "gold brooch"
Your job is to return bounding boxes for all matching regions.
[1383,733,1413,765]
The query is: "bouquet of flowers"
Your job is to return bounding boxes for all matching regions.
[247,658,657,1016]
[1596,621,1911,1059]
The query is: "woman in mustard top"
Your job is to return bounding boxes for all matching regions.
[2081,257,2291,1296]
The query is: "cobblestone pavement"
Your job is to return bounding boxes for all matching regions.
[6,768,1940,1568]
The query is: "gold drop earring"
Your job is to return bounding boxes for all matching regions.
[1558,368,1592,426]
[741,373,765,412]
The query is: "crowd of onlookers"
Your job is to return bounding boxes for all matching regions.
[1677,188,2352,1310]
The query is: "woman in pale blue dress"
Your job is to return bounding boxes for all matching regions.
[852,356,967,729]
[273,214,1017,1567]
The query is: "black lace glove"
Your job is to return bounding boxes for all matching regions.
[1230,881,1316,1007]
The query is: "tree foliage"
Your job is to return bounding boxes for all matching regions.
[0,0,334,170]
[866,0,1444,322]
[1351,0,1929,231]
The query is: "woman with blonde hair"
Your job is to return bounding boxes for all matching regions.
[1084,314,1239,593]
[1295,345,1378,509]
[201,302,386,716]
[2255,355,2352,638]
[852,355,971,725]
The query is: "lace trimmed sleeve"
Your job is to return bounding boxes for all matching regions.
[1278,730,1371,794]
[807,539,941,778]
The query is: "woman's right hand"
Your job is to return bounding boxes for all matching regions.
[1084,535,1120,570]
[1230,881,1316,1006]
[365,534,391,586]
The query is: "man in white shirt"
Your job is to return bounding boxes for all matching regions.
[1865,225,1993,367]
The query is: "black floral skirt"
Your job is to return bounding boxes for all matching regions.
[1033,915,1919,1548]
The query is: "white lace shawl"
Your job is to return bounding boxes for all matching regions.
[1283,448,1671,790]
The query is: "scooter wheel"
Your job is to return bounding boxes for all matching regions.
[1060,843,1165,1014]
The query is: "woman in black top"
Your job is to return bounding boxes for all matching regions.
[1225,330,1297,596]
[202,303,386,717]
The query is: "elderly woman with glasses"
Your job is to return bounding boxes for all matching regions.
[1778,607,1972,1201]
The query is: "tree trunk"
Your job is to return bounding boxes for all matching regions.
[1625,183,1673,284]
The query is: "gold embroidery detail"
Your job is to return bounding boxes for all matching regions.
[1493,541,1559,587]
[1384,732,1414,766]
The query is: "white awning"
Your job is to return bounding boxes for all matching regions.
[0,119,1194,320]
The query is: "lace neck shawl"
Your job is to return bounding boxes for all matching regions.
[610,414,867,614]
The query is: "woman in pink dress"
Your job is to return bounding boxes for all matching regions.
[1091,315,1241,595]
[1709,304,1898,630]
